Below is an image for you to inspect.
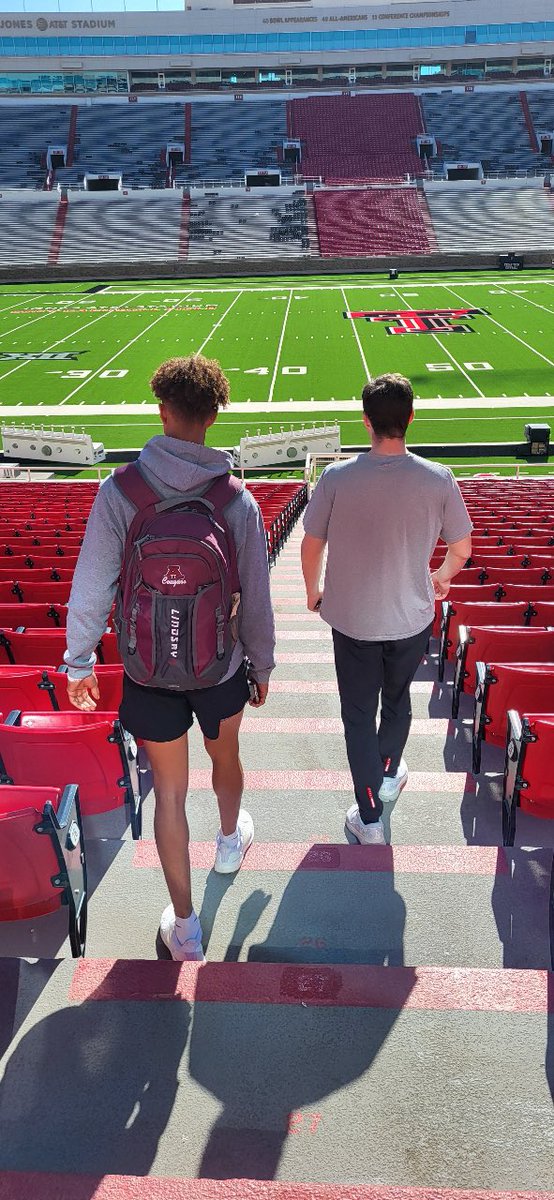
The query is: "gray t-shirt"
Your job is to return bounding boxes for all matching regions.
[303,451,472,641]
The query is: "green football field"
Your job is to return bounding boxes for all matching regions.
[1,270,554,470]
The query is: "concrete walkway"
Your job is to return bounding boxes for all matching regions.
[0,524,553,1198]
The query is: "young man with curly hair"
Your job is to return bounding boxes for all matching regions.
[65,355,275,961]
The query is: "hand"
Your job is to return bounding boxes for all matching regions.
[307,590,323,613]
[431,570,450,601]
[67,673,100,712]
[248,680,268,708]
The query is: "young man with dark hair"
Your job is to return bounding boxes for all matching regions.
[65,355,275,960]
[301,373,472,845]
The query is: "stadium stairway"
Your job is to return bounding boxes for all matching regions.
[0,523,553,1195]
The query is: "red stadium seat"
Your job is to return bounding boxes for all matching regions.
[0,582,72,606]
[472,662,554,773]
[0,782,86,955]
[0,604,66,629]
[503,711,554,845]
[438,601,530,681]
[55,665,124,713]
[452,626,554,718]
[0,630,118,668]
[0,711,141,839]
[0,569,74,585]
[0,667,59,713]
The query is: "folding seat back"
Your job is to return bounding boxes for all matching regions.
[0,604,67,629]
[525,601,554,627]
[0,568,74,585]
[55,664,124,713]
[431,584,503,637]
[503,711,554,846]
[0,667,59,713]
[438,601,528,681]
[473,661,554,773]
[0,711,141,838]
[500,584,554,603]
[452,626,554,718]
[0,629,67,667]
[15,582,72,606]
[0,782,86,953]
[477,566,553,586]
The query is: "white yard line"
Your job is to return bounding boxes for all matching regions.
[0,295,142,389]
[104,277,554,296]
[6,396,554,419]
[59,292,194,405]
[391,285,485,399]
[194,290,243,357]
[341,286,371,381]
[445,283,554,370]
[268,288,293,404]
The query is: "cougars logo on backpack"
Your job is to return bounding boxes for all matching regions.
[162,565,187,587]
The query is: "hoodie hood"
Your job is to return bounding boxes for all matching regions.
[138,434,233,496]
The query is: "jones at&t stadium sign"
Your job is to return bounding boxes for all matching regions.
[345,307,484,334]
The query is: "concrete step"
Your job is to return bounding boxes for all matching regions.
[1,957,552,1189]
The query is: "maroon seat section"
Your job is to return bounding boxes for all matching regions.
[314,189,431,257]
[289,93,425,181]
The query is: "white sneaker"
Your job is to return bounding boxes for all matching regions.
[214,808,254,874]
[379,759,408,803]
[345,805,386,845]
[159,905,205,962]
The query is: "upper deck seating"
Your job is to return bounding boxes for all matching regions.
[289,94,424,181]
[421,91,539,174]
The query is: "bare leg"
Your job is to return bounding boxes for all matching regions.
[203,709,245,836]
[144,734,192,919]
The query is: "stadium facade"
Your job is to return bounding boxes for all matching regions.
[0,0,553,96]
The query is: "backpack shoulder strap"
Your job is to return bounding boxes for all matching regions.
[204,472,243,512]
[113,462,161,511]
[204,473,243,594]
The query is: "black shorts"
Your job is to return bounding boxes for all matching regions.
[119,661,250,743]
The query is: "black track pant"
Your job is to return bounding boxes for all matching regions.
[332,622,433,824]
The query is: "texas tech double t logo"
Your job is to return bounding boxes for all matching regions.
[345,308,483,335]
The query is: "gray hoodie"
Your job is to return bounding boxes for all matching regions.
[64,435,276,684]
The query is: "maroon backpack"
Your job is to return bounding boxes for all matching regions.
[113,462,242,690]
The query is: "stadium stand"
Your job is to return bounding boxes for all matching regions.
[0,104,73,189]
[0,194,59,265]
[58,101,185,189]
[187,191,314,261]
[426,184,554,252]
[313,187,432,257]
[288,93,425,181]
[58,192,183,263]
[178,99,287,183]
[420,90,540,174]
